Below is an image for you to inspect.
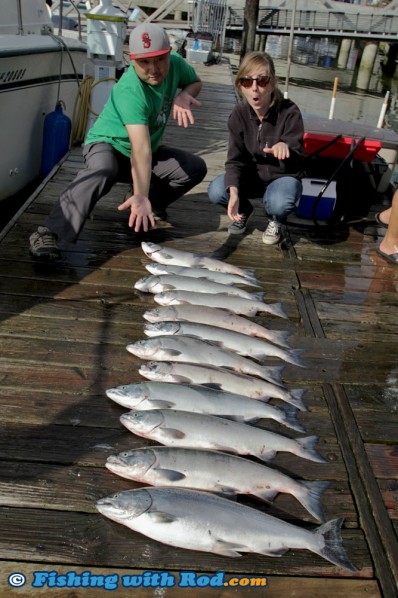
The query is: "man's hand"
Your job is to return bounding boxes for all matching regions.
[172,91,201,128]
[118,194,155,233]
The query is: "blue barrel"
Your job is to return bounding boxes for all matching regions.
[41,102,71,177]
[322,56,334,68]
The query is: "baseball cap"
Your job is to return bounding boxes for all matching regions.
[129,24,171,60]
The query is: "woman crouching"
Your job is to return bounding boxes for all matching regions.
[208,51,305,244]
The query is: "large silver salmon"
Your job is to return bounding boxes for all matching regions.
[106,381,304,431]
[144,262,261,287]
[120,409,327,463]
[154,290,288,319]
[141,242,256,280]
[135,274,264,301]
[143,304,291,348]
[144,321,304,367]
[138,361,307,411]
[127,336,284,385]
[96,487,357,570]
[105,446,328,521]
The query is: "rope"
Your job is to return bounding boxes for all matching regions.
[70,75,93,145]
[70,76,117,146]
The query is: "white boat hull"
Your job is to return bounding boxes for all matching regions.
[0,34,91,201]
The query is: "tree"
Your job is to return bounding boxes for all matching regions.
[240,0,260,59]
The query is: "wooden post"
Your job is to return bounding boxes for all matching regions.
[240,0,259,59]
[284,0,298,98]
[377,91,390,128]
[328,77,339,120]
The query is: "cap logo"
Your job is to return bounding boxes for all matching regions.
[142,32,151,50]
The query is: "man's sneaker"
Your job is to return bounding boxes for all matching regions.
[228,207,254,235]
[262,220,282,245]
[29,226,60,260]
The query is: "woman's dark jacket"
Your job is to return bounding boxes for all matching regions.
[224,98,305,191]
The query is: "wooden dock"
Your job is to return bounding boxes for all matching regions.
[0,59,397,597]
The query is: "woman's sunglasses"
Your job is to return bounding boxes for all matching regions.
[239,75,272,89]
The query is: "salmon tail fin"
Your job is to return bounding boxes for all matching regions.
[289,388,307,412]
[246,280,262,289]
[285,348,306,368]
[264,302,288,319]
[316,518,358,572]
[281,405,306,433]
[242,268,260,283]
[252,291,266,301]
[296,480,330,521]
[260,364,285,385]
[296,435,328,463]
[266,330,291,348]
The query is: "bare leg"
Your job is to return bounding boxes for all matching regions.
[378,189,398,259]
[377,206,392,226]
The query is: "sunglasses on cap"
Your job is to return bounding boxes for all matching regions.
[239,75,272,88]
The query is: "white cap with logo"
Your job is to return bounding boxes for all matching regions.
[129,23,171,60]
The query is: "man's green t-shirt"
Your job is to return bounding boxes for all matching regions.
[85,52,199,157]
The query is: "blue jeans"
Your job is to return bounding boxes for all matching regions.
[208,174,302,223]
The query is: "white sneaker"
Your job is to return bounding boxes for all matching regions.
[262,220,282,245]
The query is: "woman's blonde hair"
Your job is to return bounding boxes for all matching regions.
[235,51,283,108]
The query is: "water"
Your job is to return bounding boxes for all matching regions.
[229,49,398,127]
[226,51,398,129]
[276,60,397,128]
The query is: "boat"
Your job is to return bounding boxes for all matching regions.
[0,0,93,201]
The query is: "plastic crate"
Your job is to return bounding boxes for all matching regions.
[187,49,212,63]
[303,133,382,162]
[186,38,213,53]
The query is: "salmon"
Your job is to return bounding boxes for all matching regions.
[141,241,257,279]
[106,381,304,431]
[154,290,288,318]
[144,262,261,287]
[143,304,291,348]
[138,361,307,411]
[120,409,326,463]
[105,446,329,521]
[127,336,284,385]
[96,487,357,570]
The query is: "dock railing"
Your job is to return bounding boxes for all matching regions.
[227,6,398,40]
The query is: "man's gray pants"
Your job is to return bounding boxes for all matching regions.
[45,142,207,242]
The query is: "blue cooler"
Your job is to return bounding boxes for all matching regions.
[296,178,337,220]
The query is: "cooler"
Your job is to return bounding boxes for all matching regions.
[303,133,382,162]
[296,178,337,221]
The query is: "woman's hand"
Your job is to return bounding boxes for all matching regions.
[227,193,242,222]
[263,141,290,160]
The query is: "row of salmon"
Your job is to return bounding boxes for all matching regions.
[96,241,356,572]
